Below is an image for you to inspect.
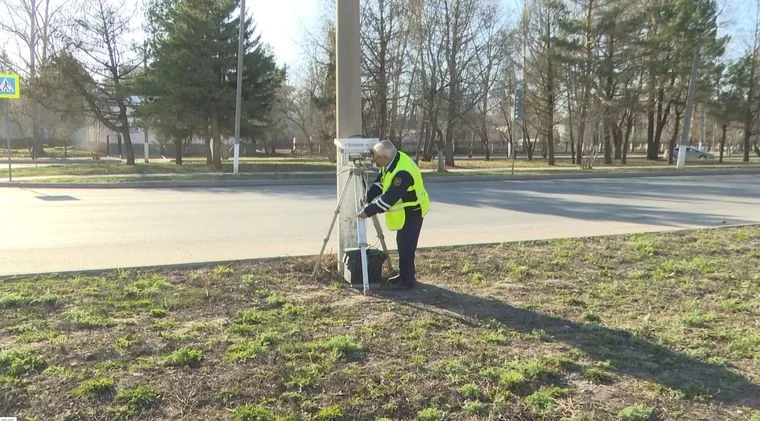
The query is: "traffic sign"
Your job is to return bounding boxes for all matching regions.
[0,73,20,99]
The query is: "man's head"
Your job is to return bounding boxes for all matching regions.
[371,139,396,168]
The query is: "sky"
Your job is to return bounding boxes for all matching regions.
[2,0,759,76]
[247,0,324,69]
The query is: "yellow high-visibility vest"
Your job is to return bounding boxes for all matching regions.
[380,151,430,230]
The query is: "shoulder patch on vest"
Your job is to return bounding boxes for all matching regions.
[392,176,402,186]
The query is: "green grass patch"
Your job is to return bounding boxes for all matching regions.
[583,367,616,383]
[226,341,267,363]
[111,385,160,418]
[72,376,115,398]
[619,404,656,421]
[417,407,442,421]
[458,383,482,400]
[312,335,364,361]
[65,308,115,328]
[0,348,48,377]
[314,405,343,420]
[162,347,204,367]
[123,274,172,298]
[523,386,572,411]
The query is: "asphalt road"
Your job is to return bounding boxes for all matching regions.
[2,174,759,277]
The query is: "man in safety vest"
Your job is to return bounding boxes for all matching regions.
[358,140,430,289]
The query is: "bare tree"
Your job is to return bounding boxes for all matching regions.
[441,0,480,167]
[0,0,73,158]
[409,0,447,170]
[458,0,512,161]
[58,0,141,164]
[524,0,564,164]
[361,0,412,142]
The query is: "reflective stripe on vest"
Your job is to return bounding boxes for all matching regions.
[380,151,430,231]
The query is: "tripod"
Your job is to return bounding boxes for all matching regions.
[312,165,393,293]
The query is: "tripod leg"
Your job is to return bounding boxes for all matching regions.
[354,172,370,294]
[371,215,394,272]
[312,175,353,278]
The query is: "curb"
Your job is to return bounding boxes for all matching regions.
[1,168,759,189]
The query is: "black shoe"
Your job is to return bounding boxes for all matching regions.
[387,275,416,290]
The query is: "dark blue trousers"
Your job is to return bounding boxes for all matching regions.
[397,211,423,282]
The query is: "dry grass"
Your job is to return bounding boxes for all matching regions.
[1,227,759,420]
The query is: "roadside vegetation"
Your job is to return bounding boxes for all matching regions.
[1,226,758,419]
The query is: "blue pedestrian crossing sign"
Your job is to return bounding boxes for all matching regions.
[0,73,20,99]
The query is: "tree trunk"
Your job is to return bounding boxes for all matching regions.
[646,106,655,159]
[652,92,671,160]
[121,129,135,165]
[434,125,445,172]
[613,120,623,161]
[622,114,634,165]
[444,116,455,167]
[205,135,212,165]
[646,73,657,160]
[415,115,426,162]
[524,125,535,160]
[566,72,576,164]
[719,124,726,163]
[743,119,752,163]
[603,118,612,165]
[547,72,555,166]
[119,103,135,165]
[467,131,475,158]
[175,138,183,165]
[481,123,490,161]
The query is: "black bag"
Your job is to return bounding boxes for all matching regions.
[342,248,387,285]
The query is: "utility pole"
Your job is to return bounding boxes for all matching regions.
[335,0,362,272]
[233,0,246,174]
[677,46,700,169]
[143,42,150,163]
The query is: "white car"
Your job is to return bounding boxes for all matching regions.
[672,146,715,160]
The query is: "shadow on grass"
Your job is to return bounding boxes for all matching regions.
[377,282,760,409]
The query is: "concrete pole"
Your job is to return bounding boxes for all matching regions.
[233,0,246,174]
[677,45,700,169]
[336,0,362,272]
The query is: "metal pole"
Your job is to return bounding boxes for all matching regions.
[233,0,246,174]
[677,45,700,169]
[354,171,370,294]
[511,123,516,175]
[336,0,362,274]
[144,42,150,164]
[5,100,11,181]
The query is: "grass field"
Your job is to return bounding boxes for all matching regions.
[1,227,759,420]
[1,154,758,182]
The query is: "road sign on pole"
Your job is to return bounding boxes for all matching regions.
[2,73,20,181]
[0,73,20,99]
